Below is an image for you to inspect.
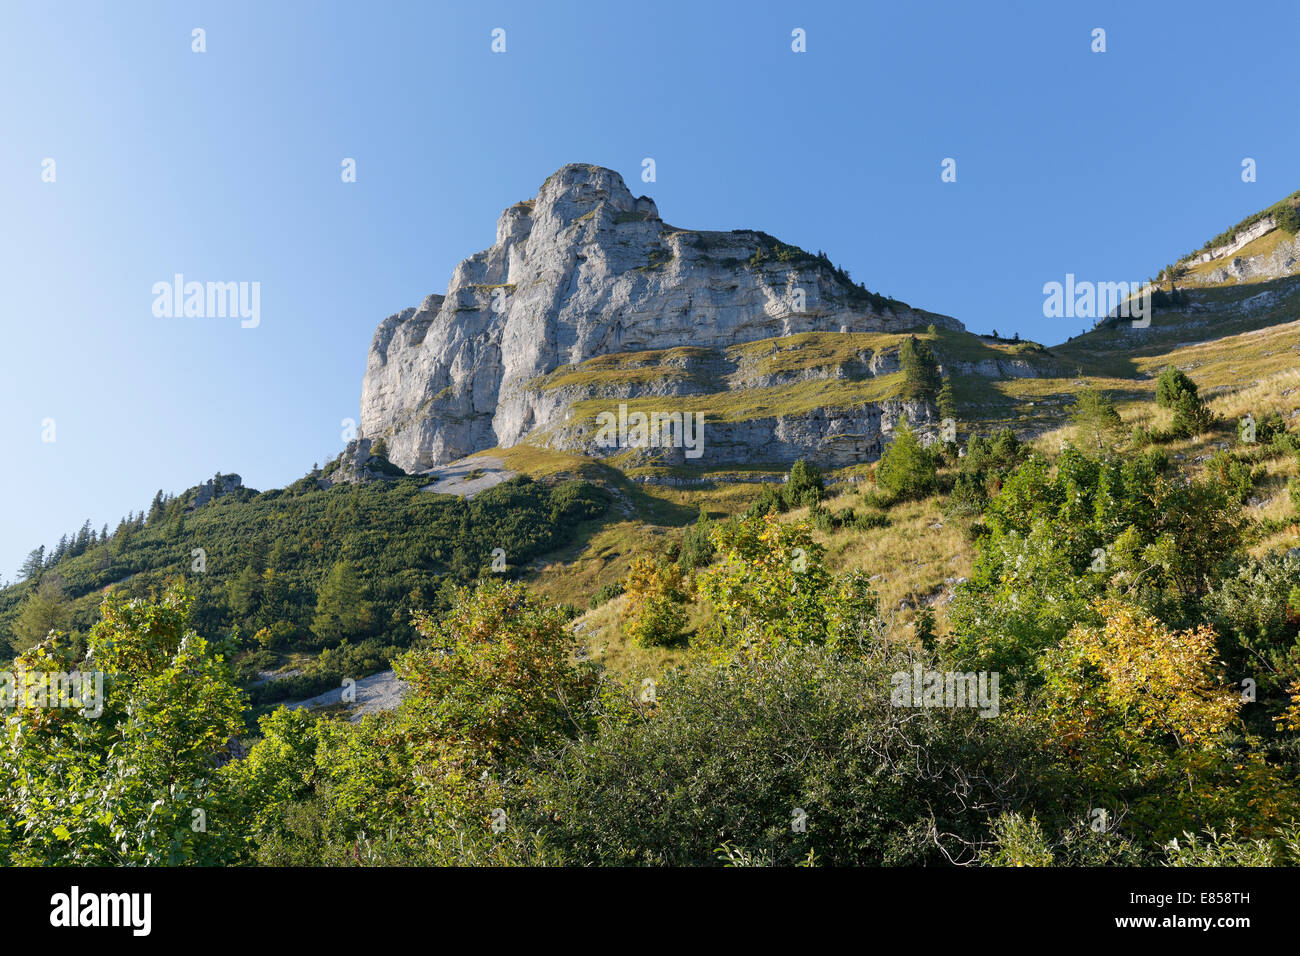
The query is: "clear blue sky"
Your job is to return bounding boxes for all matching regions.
[2,0,1298,579]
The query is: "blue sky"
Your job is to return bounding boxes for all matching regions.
[2,0,1298,579]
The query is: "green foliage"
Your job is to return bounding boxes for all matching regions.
[0,585,248,865]
[875,417,938,502]
[1204,552,1300,710]
[949,447,1244,677]
[1068,388,1124,452]
[622,557,689,647]
[745,460,825,518]
[9,574,72,654]
[696,514,881,657]
[676,507,716,571]
[1154,367,1212,438]
[943,429,1027,518]
[937,376,957,421]
[899,336,941,400]
[1162,824,1300,866]
[588,580,625,609]
[524,644,1047,865]
[1275,203,1300,236]
[786,459,825,505]
[401,580,598,774]
[0,475,610,670]
[982,812,1147,866]
[311,559,372,645]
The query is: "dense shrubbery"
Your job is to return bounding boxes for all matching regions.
[947,446,1244,675]
[746,459,826,518]
[0,475,610,682]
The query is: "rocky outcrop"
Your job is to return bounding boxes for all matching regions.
[1197,234,1300,285]
[319,439,406,487]
[545,399,940,468]
[186,474,244,511]
[361,163,962,472]
[1187,215,1280,267]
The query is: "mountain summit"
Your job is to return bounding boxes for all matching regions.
[361,163,962,472]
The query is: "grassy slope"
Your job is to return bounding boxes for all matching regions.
[524,200,1300,680]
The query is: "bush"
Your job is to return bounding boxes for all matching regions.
[677,507,716,570]
[786,459,825,505]
[523,644,1051,866]
[588,580,625,609]
[622,557,689,646]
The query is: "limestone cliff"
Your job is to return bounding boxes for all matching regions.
[361,163,963,471]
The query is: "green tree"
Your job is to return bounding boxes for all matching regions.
[399,580,597,778]
[9,573,71,653]
[1068,387,1124,452]
[937,376,957,423]
[312,559,371,644]
[0,585,248,865]
[677,506,715,571]
[875,417,938,501]
[18,546,45,581]
[622,557,689,646]
[227,563,262,621]
[1275,203,1300,236]
[899,336,941,400]
[784,458,825,508]
[1155,367,1211,437]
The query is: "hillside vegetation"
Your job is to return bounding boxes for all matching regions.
[5,196,1300,867]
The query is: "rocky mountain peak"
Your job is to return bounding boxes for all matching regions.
[361,164,961,473]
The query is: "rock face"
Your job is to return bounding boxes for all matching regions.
[361,163,962,472]
[186,474,243,511]
[547,398,940,468]
[1198,234,1300,286]
[1187,215,1281,267]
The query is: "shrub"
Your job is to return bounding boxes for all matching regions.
[677,507,716,570]
[622,557,690,646]
[785,459,825,506]
[588,580,625,609]
[1155,368,1212,437]
[524,644,1049,865]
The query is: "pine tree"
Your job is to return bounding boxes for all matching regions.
[875,417,938,502]
[74,520,92,556]
[312,559,371,644]
[899,336,941,400]
[1069,388,1123,451]
[938,377,957,422]
[10,574,71,653]
[18,546,45,581]
[228,564,263,621]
